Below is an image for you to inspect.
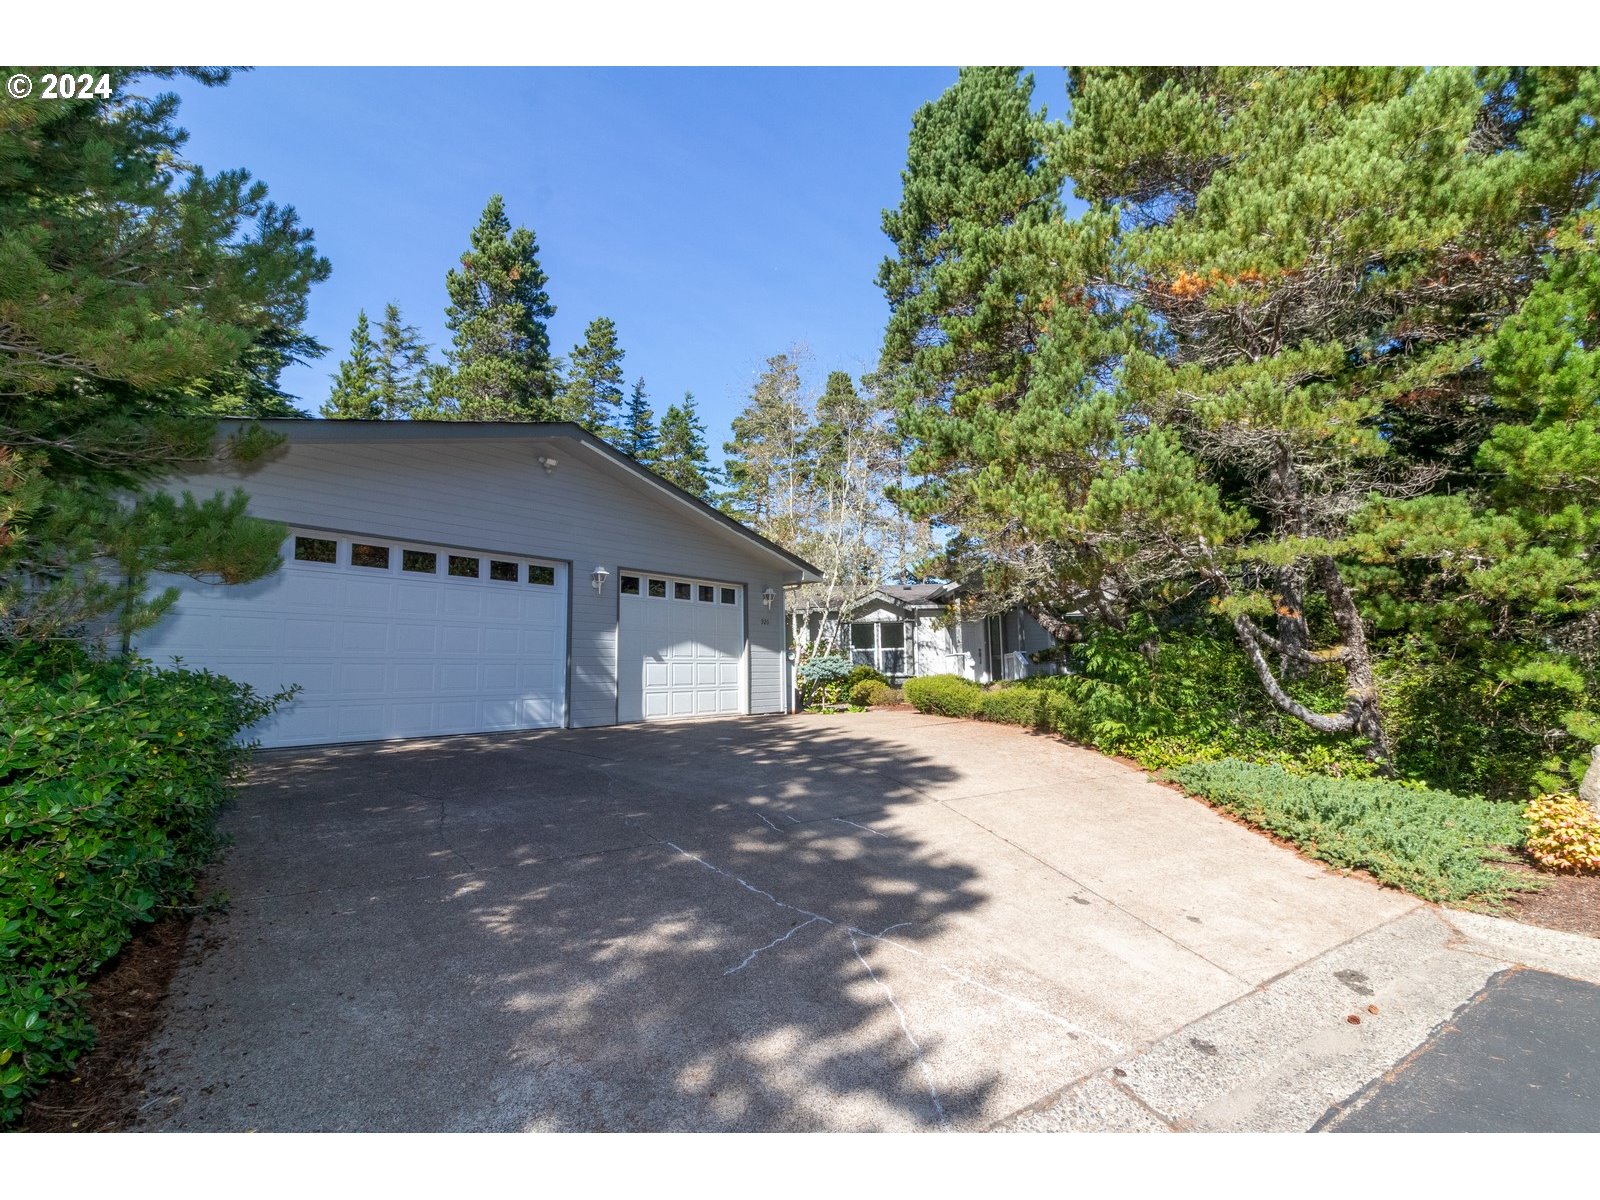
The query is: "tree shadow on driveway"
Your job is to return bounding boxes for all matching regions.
[138,716,1097,1131]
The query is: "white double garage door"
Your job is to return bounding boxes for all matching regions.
[138,529,747,747]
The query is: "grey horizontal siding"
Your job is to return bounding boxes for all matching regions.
[159,433,797,726]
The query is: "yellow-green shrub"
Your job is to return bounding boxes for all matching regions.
[903,674,982,718]
[1523,793,1600,872]
[850,679,899,707]
[977,686,1049,729]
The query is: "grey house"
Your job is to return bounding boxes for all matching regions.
[138,420,819,748]
[801,583,1065,685]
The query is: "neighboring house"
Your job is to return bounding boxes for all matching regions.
[792,582,1066,687]
[138,419,819,748]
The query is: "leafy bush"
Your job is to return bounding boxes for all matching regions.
[796,654,853,708]
[1019,618,1378,777]
[1523,794,1600,873]
[903,674,982,718]
[845,664,888,690]
[1377,638,1599,800]
[849,679,899,707]
[977,686,1049,729]
[0,643,288,1127]
[1165,759,1531,906]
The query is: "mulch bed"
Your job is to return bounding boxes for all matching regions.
[1502,866,1600,940]
[18,913,194,1132]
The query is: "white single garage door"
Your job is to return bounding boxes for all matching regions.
[617,571,745,721]
[137,530,568,748]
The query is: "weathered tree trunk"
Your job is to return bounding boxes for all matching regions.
[1225,555,1393,769]
[1274,565,1310,681]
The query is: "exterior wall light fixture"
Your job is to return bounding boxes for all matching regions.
[591,566,610,594]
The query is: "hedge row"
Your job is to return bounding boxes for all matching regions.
[902,674,1053,729]
[0,644,286,1126]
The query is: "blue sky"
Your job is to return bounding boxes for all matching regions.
[162,67,1069,460]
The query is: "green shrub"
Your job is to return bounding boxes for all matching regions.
[977,686,1049,729]
[1164,759,1532,906]
[850,679,899,707]
[845,664,888,690]
[796,654,853,708]
[903,674,982,718]
[0,643,288,1127]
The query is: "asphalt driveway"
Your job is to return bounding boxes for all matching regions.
[134,711,1600,1131]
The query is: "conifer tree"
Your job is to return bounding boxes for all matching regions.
[320,310,383,419]
[435,195,556,420]
[653,392,715,501]
[881,65,1600,772]
[558,316,626,438]
[0,68,326,642]
[375,303,431,419]
[621,376,658,462]
[722,352,811,539]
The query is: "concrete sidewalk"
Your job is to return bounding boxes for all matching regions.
[132,711,1600,1131]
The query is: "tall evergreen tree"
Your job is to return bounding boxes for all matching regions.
[882,65,1600,774]
[320,309,383,419]
[621,376,658,462]
[0,68,326,642]
[558,316,626,438]
[434,194,556,420]
[653,392,715,501]
[375,302,431,419]
[722,352,812,540]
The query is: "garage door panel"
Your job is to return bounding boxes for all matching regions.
[443,590,482,617]
[395,585,441,616]
[439,625,479,654]
[623,576,745,723]
[284,617,338,652]
[438,699,477,728]
[137,533,568,747]
[438,663,481,691]
[389,703,438,737]
[481,663,517,691]
[483,626,519,655]
[340,621,390,653]
[392,623,438,653]
[392,663,436,693]
[336,704,386,737]
[337,662,387,693]
[343,578,394,613]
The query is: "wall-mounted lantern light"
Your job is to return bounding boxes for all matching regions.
[762,586,777,611]
[591,565,610,595]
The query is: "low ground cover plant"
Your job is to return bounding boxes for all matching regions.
[1164,759,1531,907]
[0,643,287,1127]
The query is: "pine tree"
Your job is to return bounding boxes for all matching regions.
[320,310,384,419]
[722,352,811,539]
[557,316,626,438]
[621,376,658,462]
[375,303,431,419]
[653,392,715,501]
[434,195,557,420]
[882,65,1600,771]
[0,68,326,642]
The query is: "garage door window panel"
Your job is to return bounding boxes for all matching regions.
[294,536,338,564]
[351,543,390,570]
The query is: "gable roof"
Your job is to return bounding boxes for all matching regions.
[218,418,822,581]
